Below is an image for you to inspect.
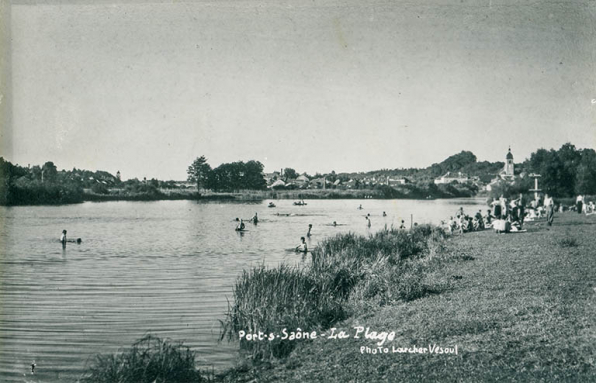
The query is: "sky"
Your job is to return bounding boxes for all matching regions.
[2,0,595,180]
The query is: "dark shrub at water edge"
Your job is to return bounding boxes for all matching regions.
[79,335,207,383]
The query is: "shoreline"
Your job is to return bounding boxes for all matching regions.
[216,212,595,382]
[1,188,485,206]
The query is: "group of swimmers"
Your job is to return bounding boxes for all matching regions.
[235,213,260,231]
[239,203,415,253]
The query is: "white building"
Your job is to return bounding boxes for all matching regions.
[434,172,470,184]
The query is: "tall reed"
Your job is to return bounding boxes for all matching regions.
[222,225,446,360]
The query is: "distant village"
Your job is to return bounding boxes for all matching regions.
[261,148,517,192]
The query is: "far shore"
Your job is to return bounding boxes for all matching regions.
[3,187,483,206]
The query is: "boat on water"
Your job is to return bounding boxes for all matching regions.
[268,202,276,208]
[293,201,307,206]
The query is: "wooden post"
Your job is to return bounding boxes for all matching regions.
[410,214,413,229]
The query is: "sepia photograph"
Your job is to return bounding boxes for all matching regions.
[0,0,595,382]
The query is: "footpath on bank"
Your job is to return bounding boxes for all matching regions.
[221,213,596,382]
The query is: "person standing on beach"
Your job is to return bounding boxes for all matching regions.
[500,196,509,220]
[456,207,464,217]
[491,198,502,219]
[518,194,525,228]
[576,195,584,214]
[544,194,555,226]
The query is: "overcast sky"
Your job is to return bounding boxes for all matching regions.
[3,0,596,180]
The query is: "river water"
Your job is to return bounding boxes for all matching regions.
[0,198,487,382]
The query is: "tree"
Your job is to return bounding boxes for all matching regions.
[41,161,58,183]
[208,160,266,192]
[283,168,298,180]
[244,161,267,190]
[326,170,337,183]
[187,156,212,192]
[575,149,596,194]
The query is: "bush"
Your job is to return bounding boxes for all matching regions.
[6,179,84,205]
[91,182,110,194]
[80,335,208,383]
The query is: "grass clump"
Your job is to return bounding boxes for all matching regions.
[221,264,347,359]
[222,225,447,361]
[558,236,579,248]
[79,334,208,383]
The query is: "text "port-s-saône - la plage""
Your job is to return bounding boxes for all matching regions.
[239,326,459,355]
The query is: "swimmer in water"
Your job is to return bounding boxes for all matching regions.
[236,219,245,231]
[333,221,337,227]
[307,224,313,237]
[383,211,387,217]
[252,212,258,224]
[366,216,371,228]
[60,230,67,245]
[296,237,308,253]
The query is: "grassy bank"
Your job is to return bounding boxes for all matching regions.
[219,212,596,382]
[220,225,447,362]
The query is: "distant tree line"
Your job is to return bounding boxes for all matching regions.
[487,143,596,200]
[0,157,191,205]
[524,143,596,197]
[187,156,267,193]
[0,159,85,205]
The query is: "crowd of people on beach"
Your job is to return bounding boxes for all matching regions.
[442,193,594,234]
[573,194,595,215]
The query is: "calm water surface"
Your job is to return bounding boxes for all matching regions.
[0,198,487,382]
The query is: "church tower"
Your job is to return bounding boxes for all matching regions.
[504,147,514,177]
